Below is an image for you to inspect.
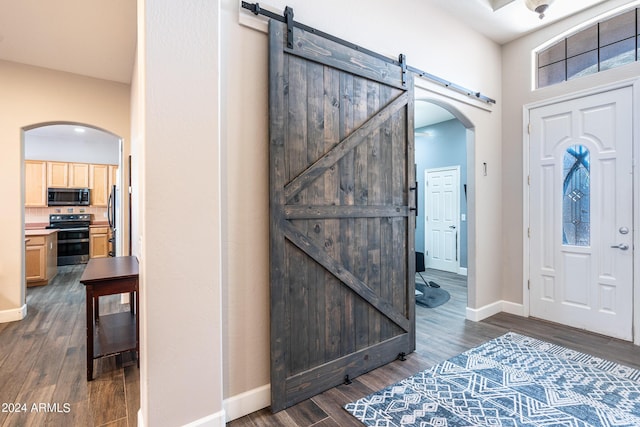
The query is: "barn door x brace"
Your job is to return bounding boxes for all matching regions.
[241,1,497,105]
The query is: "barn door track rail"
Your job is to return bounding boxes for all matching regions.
[241,1,497,105]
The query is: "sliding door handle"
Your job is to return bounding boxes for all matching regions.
[409,183,418,216]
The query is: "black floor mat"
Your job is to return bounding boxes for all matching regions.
[415,281,450,308]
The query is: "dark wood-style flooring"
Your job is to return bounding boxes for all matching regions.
[2,267,638,426]
[0,265,139,427]
[228,269,640,426]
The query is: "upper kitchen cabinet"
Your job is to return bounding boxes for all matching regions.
[47,162,90,188]
[25,160,47,207]
[69,163,90,187]
[90,164,109,207]
[47,161,69,187]
[25,160,117,207]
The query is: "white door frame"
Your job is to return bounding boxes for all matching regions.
[523,78,640,345]
[425,165,461,274]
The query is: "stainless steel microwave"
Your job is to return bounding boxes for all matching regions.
[47,188,90,206]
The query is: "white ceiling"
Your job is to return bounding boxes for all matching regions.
[428,0,610,44]
[415,102,455,128]
[25,124,120,164]
[26,124,120,145]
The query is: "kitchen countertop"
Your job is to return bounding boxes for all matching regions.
[25,229,59,236]
[25,222,49,230]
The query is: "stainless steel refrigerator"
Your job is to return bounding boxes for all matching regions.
[107,184,117,257]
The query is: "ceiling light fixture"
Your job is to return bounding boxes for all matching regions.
[74,127,86,133]
[525,0,554,19]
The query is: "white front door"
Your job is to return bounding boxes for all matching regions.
[425,167,460,273]
[529,87,633,341]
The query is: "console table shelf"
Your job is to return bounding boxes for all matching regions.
[94,311,137,359]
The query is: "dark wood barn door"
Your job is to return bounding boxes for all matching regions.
[269,19,416,412]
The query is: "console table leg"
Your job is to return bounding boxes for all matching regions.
[86,286,94,381]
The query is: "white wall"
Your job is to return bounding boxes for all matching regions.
[137,0,224,425]
[220,0,503,419]
[501,0,640,305]
[0,60,130,322]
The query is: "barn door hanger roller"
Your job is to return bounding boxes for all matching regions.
[241,2,496,104]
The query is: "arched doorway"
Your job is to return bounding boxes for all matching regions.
[414,99,475,315]
[24,122,124,264]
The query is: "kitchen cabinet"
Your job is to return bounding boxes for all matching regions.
[69,163,90,187]
[47,162,90,188]
[47,162,69,187]
[90,226,111,258]
[25,230,58,287]
[90,164,110,207]
[25,160,47,207]
[25,238,46,282]
[25,160,117,207]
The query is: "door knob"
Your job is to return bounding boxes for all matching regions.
[619,227,629,235]
[449,225,456,229]
[610,243,629,250]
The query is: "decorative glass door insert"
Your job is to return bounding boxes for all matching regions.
[562,145,590,246]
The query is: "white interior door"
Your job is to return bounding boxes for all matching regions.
[529,87,633,341]
[425,167,460,273]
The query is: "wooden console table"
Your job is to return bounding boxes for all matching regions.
[80,256,139,381]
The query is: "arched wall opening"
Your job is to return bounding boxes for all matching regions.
[23,122,125,262]
[414,98,476,314]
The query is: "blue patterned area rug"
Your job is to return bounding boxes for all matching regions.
[344,332,640,426]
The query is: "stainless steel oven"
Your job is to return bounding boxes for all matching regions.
[47,214,91,265]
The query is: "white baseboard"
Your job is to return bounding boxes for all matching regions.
[224,384,270,422]
[136,385,269,425]
[138,408,226,427]
[501,301,525,316]
[458,267,468,276]
[466,300,525,322]
[183,410,226,427]
[466,300,502,321]
[0,304,27,323]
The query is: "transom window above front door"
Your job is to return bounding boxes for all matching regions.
[537,7,640,88]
